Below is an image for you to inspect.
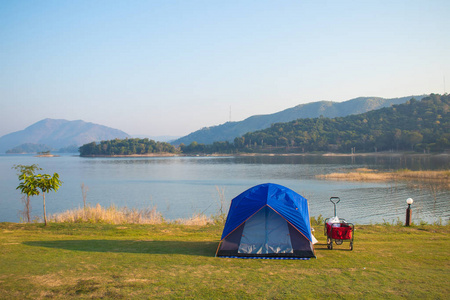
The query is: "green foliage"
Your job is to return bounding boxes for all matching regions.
[381,218,404,227]
[180,140,237,154]
[14,164,62,226]
[34,172,63,225]
[13,164,42,177]
[79,138,177,156]
[34,173,62,193]
[16,174,41,197]
[13,164,43,223]
[310,214,324,226]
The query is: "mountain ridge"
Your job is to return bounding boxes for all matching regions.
[0,118,130,153]
[172,95,427,145]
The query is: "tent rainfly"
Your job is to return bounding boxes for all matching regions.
[216,183,316,259]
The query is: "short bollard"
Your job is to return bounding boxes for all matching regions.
[405,198,413,226]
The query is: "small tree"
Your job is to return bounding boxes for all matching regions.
[13,164,42,223]
[34,173,63,226]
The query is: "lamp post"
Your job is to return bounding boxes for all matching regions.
[405,198,413,226]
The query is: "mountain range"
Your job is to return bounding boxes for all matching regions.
[172,95,426,145]
[0,95,427,153]
[0,119,130,153]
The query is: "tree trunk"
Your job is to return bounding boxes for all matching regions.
[43,193,47,226]
[26,196,31,223]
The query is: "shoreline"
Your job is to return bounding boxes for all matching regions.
[80,153,179,158]
[235,152,450,157]
[210,152,450,158]
[78,151,450,158]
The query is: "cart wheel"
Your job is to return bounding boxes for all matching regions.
[327,237,333,250]
[350,241,353,251]
[335,239,343,245]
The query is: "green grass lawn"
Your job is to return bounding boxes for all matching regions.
[0,222,449,299]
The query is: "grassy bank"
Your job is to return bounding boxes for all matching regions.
[0,222,449,299]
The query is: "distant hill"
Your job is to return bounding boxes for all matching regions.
[0,119,130,153]
[172,95,426,145]
[238,94,449,153]
[180,94,449,154]
[5,143,53,154]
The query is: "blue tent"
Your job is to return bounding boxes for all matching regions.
[216,183,316,259]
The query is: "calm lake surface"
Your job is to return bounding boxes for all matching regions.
[1,154,449,224]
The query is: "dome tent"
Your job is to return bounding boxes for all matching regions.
[216,183,316,259]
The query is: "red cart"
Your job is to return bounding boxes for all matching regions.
[324,197,354,250]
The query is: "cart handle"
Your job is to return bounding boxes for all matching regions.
[330,197,340,217]
[330,197,340,204]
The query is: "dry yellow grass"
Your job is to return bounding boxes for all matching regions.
[317,169,450,188]
[50,204,214,225]
[50,204,164,224]
[173,213,213,226]
[353,168,376,172]
[394,169,450,180]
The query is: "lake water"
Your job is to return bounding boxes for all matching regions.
[1,154,449,224]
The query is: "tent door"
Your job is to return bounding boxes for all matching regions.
[238,206,293,254]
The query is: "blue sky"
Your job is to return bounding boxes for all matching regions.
[1,0,449,138]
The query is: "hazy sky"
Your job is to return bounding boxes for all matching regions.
[1,1,449,137]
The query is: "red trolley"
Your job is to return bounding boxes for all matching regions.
[324,197,354,250]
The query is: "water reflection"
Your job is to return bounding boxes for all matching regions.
[78,154,450,170]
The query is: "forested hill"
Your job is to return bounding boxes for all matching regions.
[172,95,425,146]
[239,94,449,153]
[181,94,449,154]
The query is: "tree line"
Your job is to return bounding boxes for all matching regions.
[79,138,177,156]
